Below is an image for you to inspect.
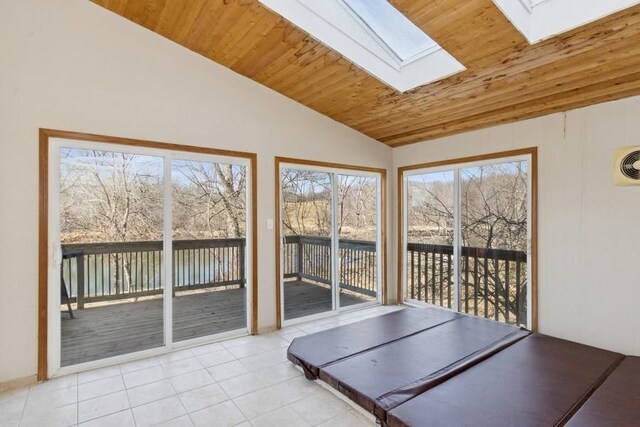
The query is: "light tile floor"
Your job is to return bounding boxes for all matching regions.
[0,305,403,427]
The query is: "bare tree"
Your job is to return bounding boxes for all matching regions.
[281,170,378,240]
[281,170,332,237]
[406,162,529,324]
[60,149,163,292]
[337,175,377,241]
[60,149,163,243]
[172,161,246,239]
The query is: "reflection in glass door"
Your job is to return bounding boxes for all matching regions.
[58,148,165,366]
[280,169,334,321]
[172,159,248,341]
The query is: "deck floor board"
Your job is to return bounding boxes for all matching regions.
[61,280,370,366]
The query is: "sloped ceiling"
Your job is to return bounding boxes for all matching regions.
[92,0,640,146]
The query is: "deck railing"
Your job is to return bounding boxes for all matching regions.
[282,235,378,297]
[63,237,524,322]
[62,239,245,309]
[406,243,527,326]
[61,235,378,309]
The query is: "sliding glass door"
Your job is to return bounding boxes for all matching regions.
[460,161,529,325]
[280,169,334,320]
[51,138,251,372]
[58,148,166,367]
[279,163,382,323]
[171,158,248,342]
[404,155,532,328]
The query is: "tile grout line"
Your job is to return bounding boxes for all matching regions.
[17,384,32,426]
[228,398,249,426]
[121,370,137,427]
[166,361,196,427]
[76,374,79,426]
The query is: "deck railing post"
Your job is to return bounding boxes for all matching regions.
[297,238,304,280]
[239,242,246,288]
[77,253,85,310]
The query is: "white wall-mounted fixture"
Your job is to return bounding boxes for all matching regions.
[614,146,640,186]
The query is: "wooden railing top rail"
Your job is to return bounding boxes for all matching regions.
[62,238,246,255]
[284,235,525,261]
[407,242,527,262]
[61,237,526,262]
[284,235,377,251]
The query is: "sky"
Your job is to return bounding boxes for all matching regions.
[60,147,245,185]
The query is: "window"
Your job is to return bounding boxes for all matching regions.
[342,0,438,65]
[400,150,536,329]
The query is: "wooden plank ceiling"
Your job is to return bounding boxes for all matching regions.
[92,0,640,146]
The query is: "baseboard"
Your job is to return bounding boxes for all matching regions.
[0,374,37,393]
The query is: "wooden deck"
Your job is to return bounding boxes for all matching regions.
[283,280,373,320]
[61,280,370,366]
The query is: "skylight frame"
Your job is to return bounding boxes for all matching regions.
[258,0,466,92]
[495,0,640,44]
[337,0,440,68]
[519,0,552,13]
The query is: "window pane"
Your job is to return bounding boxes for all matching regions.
[281,169,334,320]
[406,171,455,308]
[59,148,164,366]
[460,161,528,326]
[338,175,378,307]
[344,0,437,62]
[171,160,248,342]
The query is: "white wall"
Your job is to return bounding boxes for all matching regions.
[0,0,391,383]
[393,96,640,356]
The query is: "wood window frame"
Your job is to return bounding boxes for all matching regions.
[397,148,538,331]
[274,157,388,329]
[38,128,258,381]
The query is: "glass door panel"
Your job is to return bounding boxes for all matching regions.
[281,168,333,320]
[338,175,378,307]
[460,161,528,326]
[59,148,164,366]
[171,159,248,341]
[405,171,455,308]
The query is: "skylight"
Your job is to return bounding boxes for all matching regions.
[258,0,465,92]
[341,0,438,65]
[494,0,640,43]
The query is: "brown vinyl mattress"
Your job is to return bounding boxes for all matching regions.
[287,307,460,379]
[386,333,625,427]
[566,356,640,427]
[319,315,530,422]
